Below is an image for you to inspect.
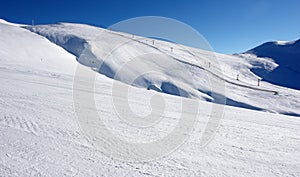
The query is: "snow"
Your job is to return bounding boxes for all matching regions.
[246,39,300,90]
[25,23,300,116]
[275,40,296,45]
[0,19,25,27]
[0,23,77,75]
[0,20,300,176]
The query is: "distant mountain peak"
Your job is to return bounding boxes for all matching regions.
[245,38,300,90]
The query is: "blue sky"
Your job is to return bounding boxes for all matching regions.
[1,0,299,54]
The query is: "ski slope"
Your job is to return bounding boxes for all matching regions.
[0,20,300,176]
[25,22,300,116]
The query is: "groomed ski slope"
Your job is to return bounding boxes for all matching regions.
[0,20,300,176]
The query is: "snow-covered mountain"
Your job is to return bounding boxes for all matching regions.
[21,22,300,116]
[246,39,300,90]
[1,19,300,176]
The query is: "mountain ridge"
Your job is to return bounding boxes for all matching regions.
[246,39,300,90]
[1,19,299,116]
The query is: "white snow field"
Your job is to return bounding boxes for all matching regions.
[0,20,300,176]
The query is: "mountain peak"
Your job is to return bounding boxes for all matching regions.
[245,38,300,90]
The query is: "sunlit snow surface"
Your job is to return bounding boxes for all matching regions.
[24,22,300,116]
[0,20,300,176]
[275,40,296,45]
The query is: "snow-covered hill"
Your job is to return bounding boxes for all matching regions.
[1,19,300,176]
[246,39,300,90]
[22,22,300,116]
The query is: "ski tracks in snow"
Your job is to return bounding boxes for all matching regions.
[0,115,39,135]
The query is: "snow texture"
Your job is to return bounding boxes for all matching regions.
[0,19,300,176]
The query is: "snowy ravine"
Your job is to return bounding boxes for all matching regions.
[0,19,300,176]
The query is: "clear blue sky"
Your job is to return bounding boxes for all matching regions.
[1,0,299,54]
